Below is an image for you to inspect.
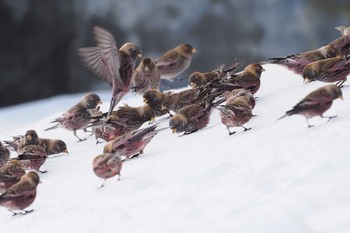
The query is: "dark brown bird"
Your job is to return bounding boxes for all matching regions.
[79,26,142,116]
[161,88,204,113]
[216,96,254,135]
[278,84,343,127]
[45,93,102,141]
[263,44,339,75]
[221,64,265,95]
[92,152,122,188]
[143,89,170,117]
[328,34,350,56]
[90,104,158,142]
[189,64,225,88]
[155,44,196,80]
[0,171,40,216]
[335,26,350,36]
[132,57,161,95]
[303,55,350,87]
[12,144,48,173]
[103,124,165,160]
[0,141,10,169]
[0,161,26,193]
[224,88,256,108]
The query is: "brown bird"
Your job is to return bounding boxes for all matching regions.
[103,124,165,160]
[216,96,254,135]
[0,171,40,216]
[143,89,170,117]
[328,34,350,56]
[278,84,343,127]
[155,44,196,80]
[303,55,350,87]
[263,44,339,75]
[90,104,158,142]
[224,88,256,108]
[335,26,350,36]
[0,141,10,169]
[161,88,204,113]
[221,64,265,95]
[0,161,26,193]
[79,26,142,116]
[189,64,226,88]
[45,93,102,141]
[132,57,161,95]
[12,144,48,173]
[92,152,122,188]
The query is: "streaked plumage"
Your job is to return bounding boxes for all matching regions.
[303,55,350,87]
[0,142,10,169]
[132,57,161,94]
[0,161,26,193]
[45,93,102,141]
[0,171,40,216]
[155,44,196,80]
[79,26,142,116]
[278,85,343,127]
[12,144,48,173]
[93,152,122,188]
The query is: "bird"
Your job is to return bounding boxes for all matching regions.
[278,84,343,127]
[0,141,10,169]
[0,161,26,193]
[188,64,226,88]
[216,96,254,135]
[45,93,102,141]
[92,152,122,188]
[335,26,350,36]
[303,55,350,87]
[169,95,224,136]
[132,57,161,95]
[78,26,142,116]
[262,44,339,75]
[90,103,159,142]
[12,144,48,173]
[0,171,40,216]
[224,88,256,109]
[161,88,204,113]
[220,63,265,95]
[155,43,196,80]
[143,89,170,117]
[103,124,166,160]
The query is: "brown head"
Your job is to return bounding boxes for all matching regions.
[21,171,41,187]
[141,57,156,72]
[189,72,205,88]
[25,130,39,145]
[324,84,343,100]
[51,140,68,154]
[143,89,165,107]
[169,114,188,134]
[245,64,265,77]
[82,93,102,109]
[120,43,142,60]
[303,63,318,84]
[176,44,197,57]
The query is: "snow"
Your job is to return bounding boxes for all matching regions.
[1,64,350,233]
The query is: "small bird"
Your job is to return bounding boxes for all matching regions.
[0,161,26,193]
[303,55,350,87]
[90,104,158,142]
[0,141,10,169]
[92,152,122,188]
[143,89,170,117]
[262,44,338,75]
[79,26,142,116]
[328,34,350,56]
[155,44,196,80]
[216,96,254,135]
[12,144,48,173]
[0,171,40,216]
[224,88,256,109]
[335,26,350,36]
[221,64,265,95]
[45,93,102,141]
[189,64,226,88]
[132,57,161,95]
[278,84,343,127]
[103,124,165,160]
[161,88,204,113]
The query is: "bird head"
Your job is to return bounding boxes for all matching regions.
[83,93,102,109]
[25,130,39,144]
[327,84,344,100]
[142,57,155,72]
[177,44,197,56]
[303,67,317,84]
[169,114,187,134]
[120,43,142,59]
[189,72,204,88]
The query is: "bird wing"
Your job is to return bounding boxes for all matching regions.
[78,26,121,87]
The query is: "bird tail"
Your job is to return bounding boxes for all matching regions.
[44,123,60,131]
[277,109,294,121]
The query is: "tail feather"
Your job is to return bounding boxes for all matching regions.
[44,123,60,131]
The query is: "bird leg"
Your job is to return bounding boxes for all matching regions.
[322,115,337,122]
[306,119,314,128]
[98,180,106,189]
[74,131,86,142]
[11,209,33,216]
[242,126,252,131]
[227,127,236,135]
[39,170,47,174]
[336,80,347,88]
[118,174,121,181]
[131,80,146,93]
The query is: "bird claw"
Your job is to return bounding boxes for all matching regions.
[11,209,33,216]
[228,131,236,135]
[39,170,47,174]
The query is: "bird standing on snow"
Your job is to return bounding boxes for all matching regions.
[0,142,10,169]
[79,26,142,116]
[45,93,102,141]
[132,57,161,95]
[155,44,196,80]
[0,171,40,216]
[278,84,343,127]
[0,161,26,193]
[93,152,122,188]
[303,55,350,87]
[188,64,226,88]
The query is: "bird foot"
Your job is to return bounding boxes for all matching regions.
[307,124,314,128]
[12,209,33,216]
[326,115,337,122]
[228,131,236,135]
[243,127,252,132]
[77,138,87,142]
[39,170,47,174]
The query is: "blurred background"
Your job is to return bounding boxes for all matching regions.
[0,0,349,107]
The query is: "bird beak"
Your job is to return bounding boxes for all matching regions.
[192,48,197,53]
[143,98,148,104]
[64,148,69,153]
[303,78,311,84]
[137,52,143,58]
[171,128,177,134]
[145,66,150,72]
[261,68,266,72]
[190,82,196,88]
[339,95,344,100]
[26,135,32,141]
[98,100,103,105]
[39,180,43,184]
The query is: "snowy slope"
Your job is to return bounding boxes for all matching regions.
[1,64,350,233]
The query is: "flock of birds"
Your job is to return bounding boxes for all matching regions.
[0,25,350,216]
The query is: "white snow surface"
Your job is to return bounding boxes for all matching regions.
[1,64,350,233]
